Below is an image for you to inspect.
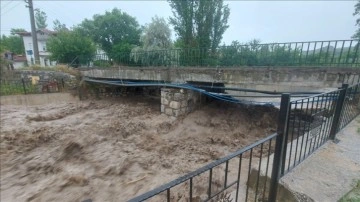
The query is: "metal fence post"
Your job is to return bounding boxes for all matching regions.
[62,78,65,89]
[329,83,348,140]
[268,93,291,202]
[21,78,27,95]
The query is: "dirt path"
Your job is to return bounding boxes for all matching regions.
[0,96,277,202]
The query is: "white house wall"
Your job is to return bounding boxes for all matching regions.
[22,33,56,67]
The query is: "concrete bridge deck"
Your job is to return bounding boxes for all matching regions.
[81,66,360,93]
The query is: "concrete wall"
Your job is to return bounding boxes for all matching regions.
[0,93,79,106]
[80,66,360,93]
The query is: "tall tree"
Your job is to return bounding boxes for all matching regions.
[47,30,96,64]
[140,16,172,49]
[35,8,47,29]
[130,16,173,65]
[168,1,196,48]
[53,19,67,32]
[76,8,141,57]
[353,0,360,39]
[168,0,230,52]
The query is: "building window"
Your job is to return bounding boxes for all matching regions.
[43,45,46,51]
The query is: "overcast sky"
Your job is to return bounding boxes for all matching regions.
[0,1,358,44]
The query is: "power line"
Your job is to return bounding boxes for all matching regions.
[1,1,22,16]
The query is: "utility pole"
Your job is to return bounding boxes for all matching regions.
[25,0,40,65]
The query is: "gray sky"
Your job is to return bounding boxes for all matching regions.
[0,1,358,44]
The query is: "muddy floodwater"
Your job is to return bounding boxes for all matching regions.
[0,96,278,201]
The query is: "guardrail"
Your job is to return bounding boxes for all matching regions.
[128,82,360,202]
[76,39,360,68]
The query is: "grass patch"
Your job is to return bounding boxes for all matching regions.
[0,82,38,96]
[339,180,360,202]
[0,83,26,95]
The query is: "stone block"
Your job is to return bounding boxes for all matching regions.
[161,104,165,113]
[174,93,185,101]
[180,107,187,114]
[181,100,187,108]
[169,101,181,109]
[161,98,169,105]
[173,109,181,117]
[165,108,173,116]
[161,88,170,97]
[165,93,173,100]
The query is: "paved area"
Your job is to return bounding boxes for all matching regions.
[280,116,360,202]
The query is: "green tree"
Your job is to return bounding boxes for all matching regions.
[47,30,96,65]
[168,0,230,52]
[0,29,25,54]
[35,8,47,29]
[140,16,172,49]
[76,8,141,58]
[353,1,360,39]
[53,19,67,32]
[130,16,173,66]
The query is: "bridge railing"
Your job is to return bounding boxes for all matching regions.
[78,39,359,68]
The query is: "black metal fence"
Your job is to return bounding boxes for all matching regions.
[128,82,360,202]
[129,133,277,202]
[280,91,340,176]
[0,78,65,96]
[78,39,359,68]
[337,83,360,131]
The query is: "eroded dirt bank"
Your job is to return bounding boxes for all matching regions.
[0,96,277,202]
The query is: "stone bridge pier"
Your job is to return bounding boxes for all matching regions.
[160,88,204,117]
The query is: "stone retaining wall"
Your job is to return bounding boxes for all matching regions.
[161,88,202,117]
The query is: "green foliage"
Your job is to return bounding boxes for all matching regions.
[130,46,173,66]
[1,31,25,54]
[111,39,359,67]
[10,28,26,35]
[53,19,67,32]
[140,16,172,49]
[93,60,111,67]
[76,8,141,58]
[216,40,359,67]
[339,180,360,202]
[47,30,96,65]
[0,80,37,96]
[130,16,173,66]
[168,0,230,52]
[173,39,184,48]
[0,83,25,95]
[34,8,47,29]
[111,43,134,64]
[353,1,360,39]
